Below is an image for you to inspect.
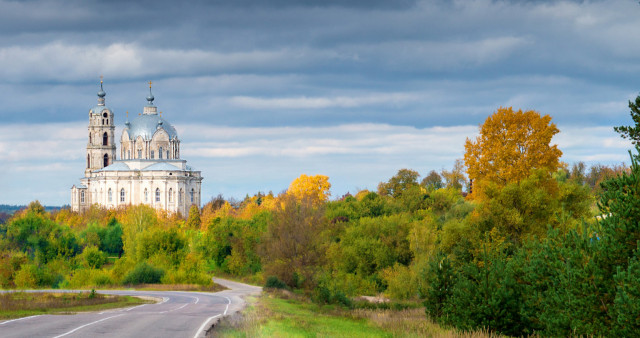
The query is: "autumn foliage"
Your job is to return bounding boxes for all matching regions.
[464,107,562,198]
[287,174,331,203]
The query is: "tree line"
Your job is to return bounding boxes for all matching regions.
[1,100,639,335]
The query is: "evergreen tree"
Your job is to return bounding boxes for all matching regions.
[614,94,640,147]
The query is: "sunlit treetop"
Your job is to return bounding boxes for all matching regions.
[464,107,562,199]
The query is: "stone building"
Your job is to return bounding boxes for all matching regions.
[71,80,202,215]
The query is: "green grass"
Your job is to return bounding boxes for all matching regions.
[215,290,500,338]
[0,292,153,320]
[217,292,394,337]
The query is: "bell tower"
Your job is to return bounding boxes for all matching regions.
[85,77,116,176]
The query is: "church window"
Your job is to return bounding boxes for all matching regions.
[108,188,112,202]
[103,154,108,167]
[169,188,173,202]
[190,188,195,204]
[167,151,169,159]
[138,149,142,159]
[120,188,125,202]
[151,150,155,159]
[179,189,183,204]
[155,188,160,202]
[106,119,109,125]
[87,154,90,169]
[103,132,108,146]
[103,112,108,118]
[144,188,148,202]
[81,191,85,204]
[159,147,163,159]
[89,133,92,144]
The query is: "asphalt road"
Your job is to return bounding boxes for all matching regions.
[0,278,261,338]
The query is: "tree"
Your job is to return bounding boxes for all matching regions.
[441,159,466,191]
[614,94,640,146]
[288,174,331,204]
[378,169,420,197]
[464,107,562,198]
[186,205,201,229]
[259,194,325,288]
[421,170,443,191]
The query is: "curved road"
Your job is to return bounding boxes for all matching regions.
[0,278,261,338]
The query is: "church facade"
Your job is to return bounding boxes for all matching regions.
[71,81,202,215]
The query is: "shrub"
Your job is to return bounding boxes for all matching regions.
[80,246,106,269]
[265,276,288,289]
[122,262,164,285]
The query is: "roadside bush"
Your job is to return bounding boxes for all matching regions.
[13,263,59,289]
[80,246,106,269]
[65,268,113,288]
[265,275,288,289]
[122,262,164,285]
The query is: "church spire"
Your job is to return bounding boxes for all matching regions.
[97,75,106,106]
[146,80,155,106]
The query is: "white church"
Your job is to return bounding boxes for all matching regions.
[71,80,202,215]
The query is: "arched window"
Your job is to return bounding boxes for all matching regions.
[155,188,161,202]
[103,154,108,167]
[169,188,173,203]
[103,132,108,146]
[138,149,142,159]
[144,188,148,202]
[190,188,195,204]
[89,133,92,144]
[159,147,163,159]
[166,151,169,159]
[81,190,85,203]
[120,188,125,202]
[108,188,112,202]
[179,189,183,204]
[87,154,90,168]
[151,150,155,159]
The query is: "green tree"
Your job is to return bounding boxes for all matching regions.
[614,94,640,146]
[377,169,420,197]
[421,170,443,191]
[186,205,201,229]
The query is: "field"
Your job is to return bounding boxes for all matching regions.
[0,291,152,320]
[215,290,499,337]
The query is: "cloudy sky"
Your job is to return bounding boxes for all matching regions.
[0,0,637,206]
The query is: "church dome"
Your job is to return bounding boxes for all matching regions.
[125,113,178,140]
[90,79,110,115]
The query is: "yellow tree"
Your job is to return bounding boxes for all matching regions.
[464,107,562,198]
[287,174,331,203]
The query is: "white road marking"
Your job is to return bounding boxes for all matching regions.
[192,295,232,338]
[194,296,199,304]
[126,303,147,311]
[52,314,124,338]
[161,297,169,304]
[192,314,221,338]
[0,315,41,325]
[158,302,189,314]
[224,296,230,315]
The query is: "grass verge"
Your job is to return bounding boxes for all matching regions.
[215,289,501,337]
[123,283,227,292]
[0,291,152,320]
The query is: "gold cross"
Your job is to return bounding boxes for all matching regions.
[149,80,152,88]
[126,111,129,118]
[100,75,103,83]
